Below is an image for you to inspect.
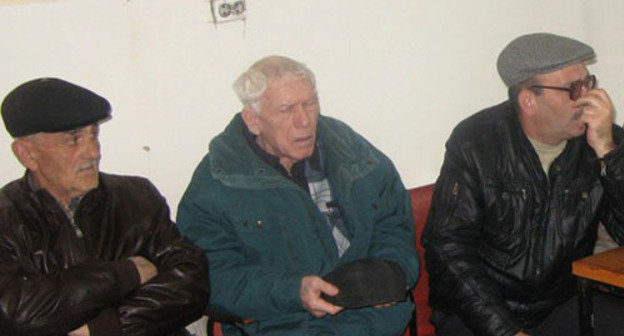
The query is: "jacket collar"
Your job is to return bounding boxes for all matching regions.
[18,170,104,215]
[209,113,379,189]
[241,120,320,180]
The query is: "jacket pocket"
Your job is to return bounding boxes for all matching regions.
[237,217,280,251]
[482,181,531,253]
[557,179,600,239]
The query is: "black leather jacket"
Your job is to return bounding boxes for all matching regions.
[423,101,624,336]
[0,173,210,336]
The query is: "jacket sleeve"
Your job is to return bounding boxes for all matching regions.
[597,126,624,243]
[366,162,419,288]
[0,239,141,336]
[89,181,210,336]
[422,135,522,336]
[176,187,304,321]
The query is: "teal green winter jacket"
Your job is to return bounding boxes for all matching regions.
[177,114,419,336]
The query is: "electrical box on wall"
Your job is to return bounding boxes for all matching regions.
[210,0,246,25]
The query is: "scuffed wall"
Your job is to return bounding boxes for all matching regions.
[1,0,621,216]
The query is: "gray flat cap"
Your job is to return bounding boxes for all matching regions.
[497,32,595,87]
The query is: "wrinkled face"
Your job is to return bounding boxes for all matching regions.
[19,124,101,205]
[532,63,591,144]
[243,75,320,172]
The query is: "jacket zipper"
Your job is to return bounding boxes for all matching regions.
[535,163,555,283]
[69,216,84,238]
[600,159,607,177]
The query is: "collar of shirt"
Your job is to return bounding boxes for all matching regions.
[26,170,83,218]
[242,122,321,193]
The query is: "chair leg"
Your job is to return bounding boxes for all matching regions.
[578,278,594,336]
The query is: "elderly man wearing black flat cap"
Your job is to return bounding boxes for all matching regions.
[424,33,624,336]
[0,78,210,336]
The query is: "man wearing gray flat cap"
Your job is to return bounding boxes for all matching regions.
[424,32,624,336]
[0,78,210,336]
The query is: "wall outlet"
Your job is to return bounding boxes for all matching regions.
[210,0,246,24]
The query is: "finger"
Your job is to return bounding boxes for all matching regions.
[318,279,339,296]
[590,88,611,101]
[321,301,343,315]
[578,106,610,126]
[311,309,327,318]
[310,297,343,315]
[578,109,595,124]
[575,89,612,110]
[574,88,602,104]
[324,304,343,315]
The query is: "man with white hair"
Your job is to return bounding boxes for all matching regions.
[0,78,210,336]
[177,55,418,336]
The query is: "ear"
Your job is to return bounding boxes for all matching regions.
[241,107,261,136]
[11,140,39,171]
[517,87,538,117]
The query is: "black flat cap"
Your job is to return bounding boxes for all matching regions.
[322,258,408,308]
[497,32,595,87]
[1,78,111,137]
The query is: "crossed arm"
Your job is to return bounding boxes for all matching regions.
[0,196,209,336]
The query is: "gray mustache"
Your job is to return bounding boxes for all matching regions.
[76,160,98,171]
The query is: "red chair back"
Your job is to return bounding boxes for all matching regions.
[403,184,435,336]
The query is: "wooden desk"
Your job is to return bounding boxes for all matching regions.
[572,247,624,336]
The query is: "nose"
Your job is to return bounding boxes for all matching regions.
[293,104,310,128]
[83,136,101,161]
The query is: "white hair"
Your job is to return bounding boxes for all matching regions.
[233,55,316,113]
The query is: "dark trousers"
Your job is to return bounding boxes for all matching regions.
[433,293,624,336]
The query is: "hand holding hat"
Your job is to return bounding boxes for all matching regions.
[321,257,408,309]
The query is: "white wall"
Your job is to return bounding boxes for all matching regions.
[1,0,623,217]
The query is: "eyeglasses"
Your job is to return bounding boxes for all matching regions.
[529,75,597,101]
